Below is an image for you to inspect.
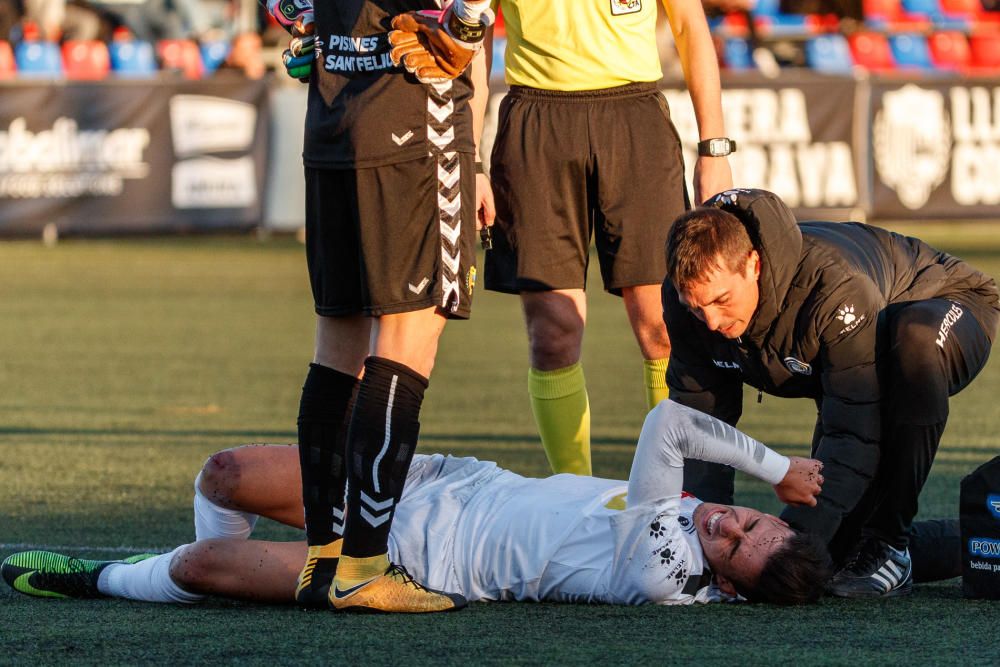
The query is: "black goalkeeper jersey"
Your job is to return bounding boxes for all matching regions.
[304,0,476,169]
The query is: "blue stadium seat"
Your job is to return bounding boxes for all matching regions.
[491,37,506,78]
[15,41,62,78]
[805,34,854,73]
[109,41,157,77]
[753,0,782,16]
[723,38,754,70]
[889,33,934,69]
[200,40,231,74]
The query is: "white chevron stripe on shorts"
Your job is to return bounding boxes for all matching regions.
[426,79,462,313]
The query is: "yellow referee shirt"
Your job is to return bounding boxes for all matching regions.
[494,0,664,91]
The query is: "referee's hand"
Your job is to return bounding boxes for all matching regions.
[774,457,824,507]
[476,173,495,234]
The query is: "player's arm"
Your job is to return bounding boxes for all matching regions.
[781,282,884,542]
[661,0,732,204]
[627,400,823,508]
[469,39,495,231]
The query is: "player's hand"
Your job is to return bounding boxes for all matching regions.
[389,2,494,84]
[693,155,733,205]
[280,17,314,82]
[389,11,474,84]
[475,172,495,232]
[774,456,824,507]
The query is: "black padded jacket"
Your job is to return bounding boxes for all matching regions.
[662,189,1000,541]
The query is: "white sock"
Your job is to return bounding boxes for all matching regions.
[193,472,259,541]
[97,549,203,604]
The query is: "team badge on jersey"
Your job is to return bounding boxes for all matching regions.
[610,0,641,16]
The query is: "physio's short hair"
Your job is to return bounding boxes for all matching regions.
[665,208,754,291]
[735,530,833,605]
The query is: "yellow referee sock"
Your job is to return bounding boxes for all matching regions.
[643,358,670,411]
[529,363,592,476]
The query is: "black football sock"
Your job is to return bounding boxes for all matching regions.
[297,363,359,547]
[340,356,427,561]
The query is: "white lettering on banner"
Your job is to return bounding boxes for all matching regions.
[0,117,149,198]
[661,87,857,208]
[172,156,256,209]
[169,95,257,157]
[950,86,1000,206]
[873,84,951,210]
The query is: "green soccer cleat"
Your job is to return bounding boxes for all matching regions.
[1,550,157,600]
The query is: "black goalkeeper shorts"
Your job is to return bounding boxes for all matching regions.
[305,154,478,319]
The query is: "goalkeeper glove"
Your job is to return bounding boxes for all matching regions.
[389,0,494,84]
[263,0,315,81]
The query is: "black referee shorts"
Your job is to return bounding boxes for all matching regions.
[485,82,690,296]
[305,154,478,319]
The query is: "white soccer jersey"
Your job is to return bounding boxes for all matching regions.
[388,400,789,606]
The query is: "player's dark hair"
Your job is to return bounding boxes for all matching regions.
[665,208,754,291]
[735,530,833,605]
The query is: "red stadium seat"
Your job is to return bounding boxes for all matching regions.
[970,32,1000,68]
[0,40,14,79]
[157,39,203,79]
[940,0,1000,26]
[62,40,110,80]
[929,30,971,68]
[849,31,896,70]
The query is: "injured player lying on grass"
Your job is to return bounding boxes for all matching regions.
[2,401,831,608]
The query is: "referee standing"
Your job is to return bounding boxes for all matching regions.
[484,0,735,478]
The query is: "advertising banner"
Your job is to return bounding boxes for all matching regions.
[0,77,270,235]
[662,71,860,217]
[869,77,1000,219]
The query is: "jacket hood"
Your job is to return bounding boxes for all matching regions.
[706,189,802,341]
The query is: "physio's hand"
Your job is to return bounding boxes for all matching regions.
[475,172,495,232]
[774,456,824,507]
[693,155,733,205]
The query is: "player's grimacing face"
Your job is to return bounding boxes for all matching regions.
[693,502,792,591]
[677,251,761,339]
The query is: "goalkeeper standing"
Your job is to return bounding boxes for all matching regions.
[265,0,496,613]
[482,0,736,477]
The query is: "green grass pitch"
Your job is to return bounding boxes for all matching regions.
[1,226,999,665]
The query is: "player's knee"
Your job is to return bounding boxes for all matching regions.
[197,449,244,509]
[887,312,945,385]
[168,542,217,593]
[526,314,584,367]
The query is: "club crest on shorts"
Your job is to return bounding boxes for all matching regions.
[465,266,476,295]
[784,356,812,376]
[610,0,641,16]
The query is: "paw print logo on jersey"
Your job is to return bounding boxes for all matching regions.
[649,520,666,539]
[659,547,675,567]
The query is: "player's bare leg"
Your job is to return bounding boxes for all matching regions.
[169,539,306,604]
[521,289,591,475]
[197,444,305,529]
[621,284,671,410]
[331,306,466,613]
